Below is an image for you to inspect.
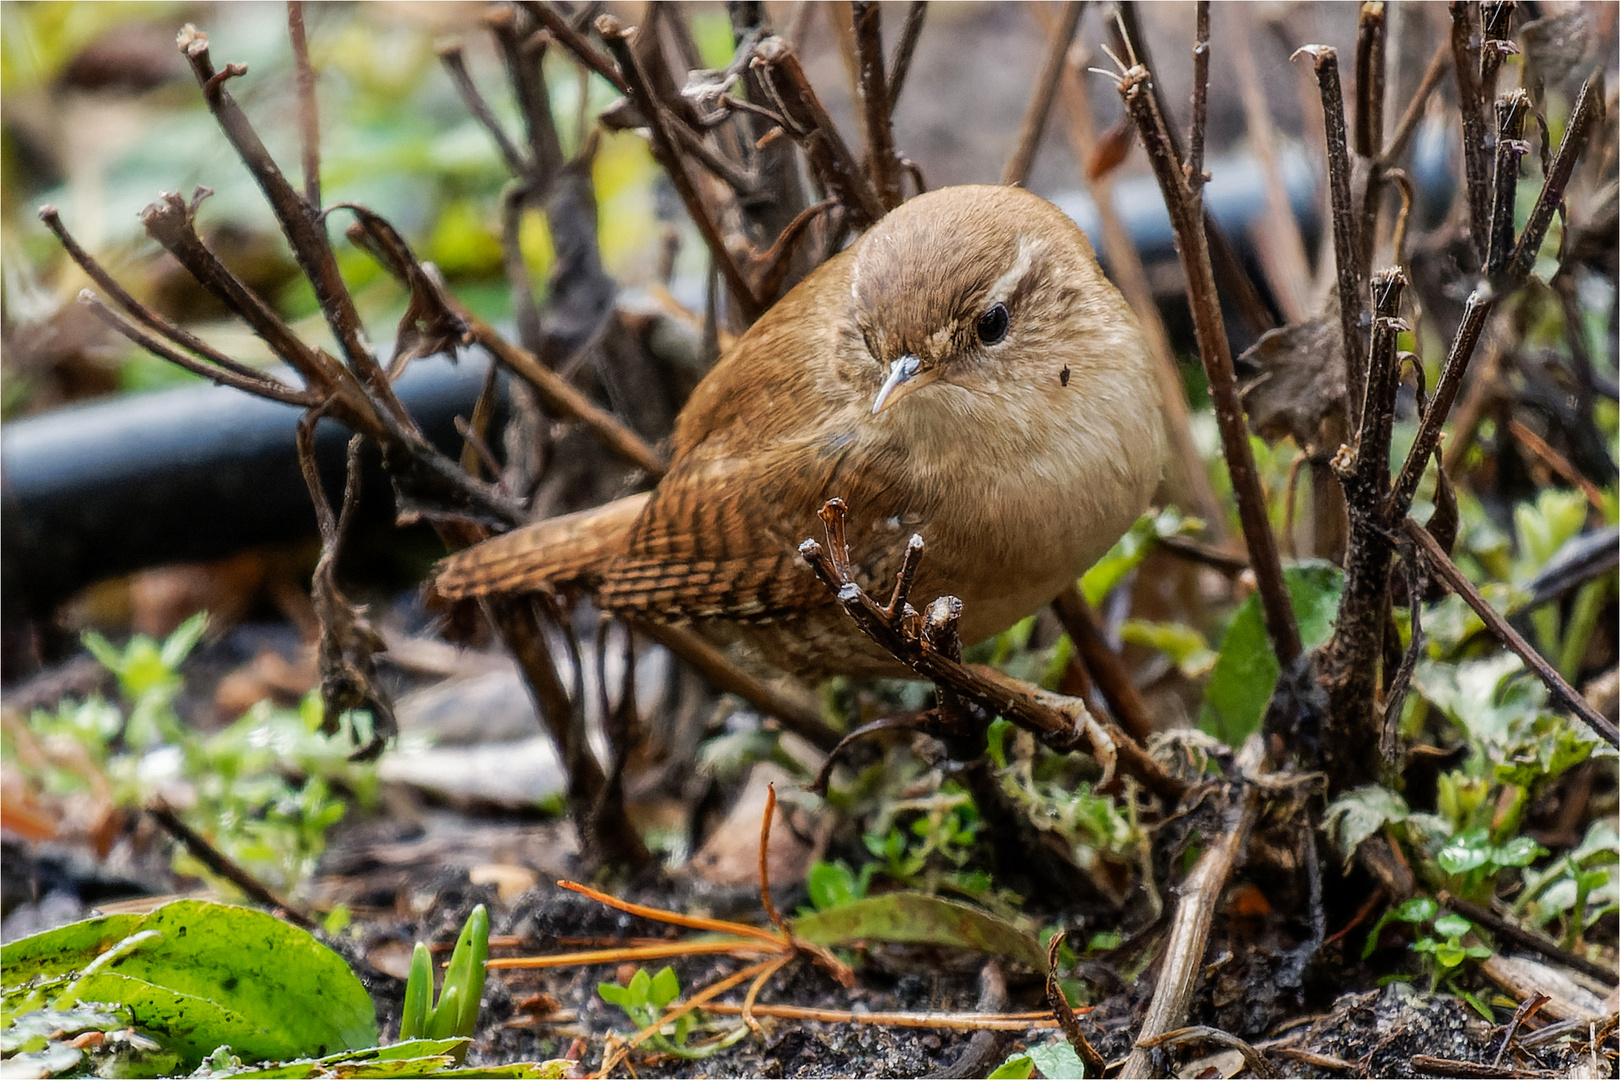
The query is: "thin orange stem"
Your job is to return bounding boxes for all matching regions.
[740,953,793,1031]
[559,880,787,944]
[703,1003,1065,1029]
[488,939,780,969]
[759,783,787,934]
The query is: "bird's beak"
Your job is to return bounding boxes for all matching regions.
[872,354,925,415]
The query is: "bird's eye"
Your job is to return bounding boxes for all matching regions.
[976,303,1009,346]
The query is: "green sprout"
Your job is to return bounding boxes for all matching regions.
[400,905,490,1060]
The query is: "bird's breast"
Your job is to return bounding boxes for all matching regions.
[859,375,1163,646]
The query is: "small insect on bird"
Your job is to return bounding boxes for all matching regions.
[436,184,1165,681]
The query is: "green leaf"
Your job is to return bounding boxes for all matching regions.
[1323,786,1410,866]
[1,900,376,1068]
[159,612,209,670]
[1491,835,1544,868]
[596,982,631,1009]
[792,893,1048,973]
[1438,830,1492,875]
[1433,913,1472,938]
[1394,897,1439,923]
[427,905,488,1041]
[1433,940,1467,968]
[1415,653,1544,745]
[806,861,864,911]
[1028,1039,1087,1079]
[988,1055,1036,1079]
[1513,490,1589,582]
[1079,512,1160,605]
[1199,563,1343,744]
[649,966,681,1011]
[400,943,432,1041]
[1118,619,1216,678]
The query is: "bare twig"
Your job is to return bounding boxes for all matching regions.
[37,206,286,390]
[1352,0,1386,159]
[1485,90,1531,276]
[1047,19,1223,533]
[1185,0,1210,189]
[1478,1,1518,102]
[488,592,651,869]
[1110,3,1277,339]
[1377,39,1451,167]
[801,501,1187,803]
[1230,5,1312,323]
[596,15,763,321]
[1050,585,1155,744]
[1120,775,1262,1078]
[75,292,313,407]
[1045,933,1106,1075]
[296,416,396,760]
[147,798,318,930]
[1158,534,1249,576]
[1318,268,1407,785]
[1110,42,1303,669]
[489,6,564,182]
[1390,74,1603,522]
[287,1,321,207]
[1001,0,1084,188]
[752,35,886,228]
[439,42,529,177]
[1507,420,1607,511]
[1405,519,1618,748]
[1450,1,1491,265]
[527,1,628,93]
[886,1,928,117]
[1437,891,1619,987]
[1294,45,1367,428]
[632,620,839,752]
[851,2,903,209]
[177,26,403,419]
[1502,74,1604,285]
[1138,1026,1281,1079]
[457,310,668,478]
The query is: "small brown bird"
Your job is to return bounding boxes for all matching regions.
[436,185,1164,680]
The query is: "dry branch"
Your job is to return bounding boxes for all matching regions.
[1293,45,1367,427]
[1119,770,1262,1077]
[1001,0,1084,189]
[851,2,903,209]
[1405,520,1619,749]
[1109,35,1303,672]
[800,500,1187,804]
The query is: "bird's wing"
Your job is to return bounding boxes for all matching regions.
[596,433,909,622]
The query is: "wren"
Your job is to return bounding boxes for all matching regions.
[436,185,1165,680]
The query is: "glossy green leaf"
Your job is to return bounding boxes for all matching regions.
[1,900,376,1068]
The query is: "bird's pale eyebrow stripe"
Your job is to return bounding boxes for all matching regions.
[985,236,1046,305]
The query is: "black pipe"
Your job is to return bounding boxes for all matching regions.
[1,354,499,617]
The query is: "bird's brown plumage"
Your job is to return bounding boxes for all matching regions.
[435,185,1165,680]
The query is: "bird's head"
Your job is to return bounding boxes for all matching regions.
[848,184,1100,418]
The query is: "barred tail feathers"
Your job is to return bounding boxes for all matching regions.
[433,493,650,599]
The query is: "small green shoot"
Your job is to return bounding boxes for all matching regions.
[803,859,875,913]
[400,905,490,1055]
[597,966,744,1060]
